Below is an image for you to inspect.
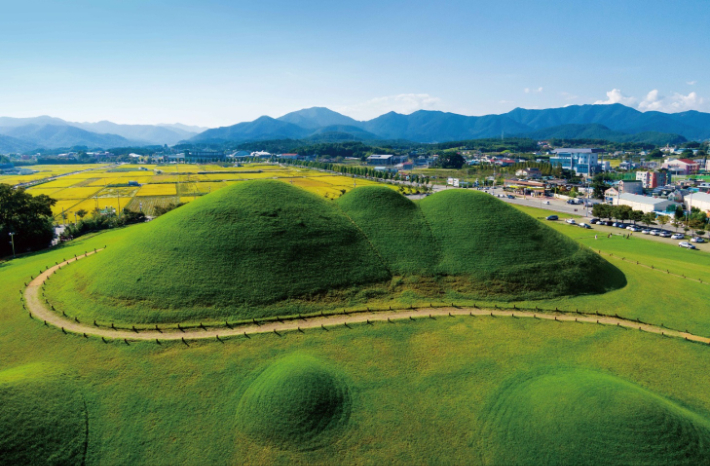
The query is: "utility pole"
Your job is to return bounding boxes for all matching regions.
[8,231,16,259]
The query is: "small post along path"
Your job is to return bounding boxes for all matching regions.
[23,251,710,345]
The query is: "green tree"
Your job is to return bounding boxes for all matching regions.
[0,184,57,257]
[641,212,656,228]
[630,210,644,225]
[438,153,466,169]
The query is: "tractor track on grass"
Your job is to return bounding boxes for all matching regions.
[23,252,710,346]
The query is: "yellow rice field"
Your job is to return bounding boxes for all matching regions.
[6,163,388,221]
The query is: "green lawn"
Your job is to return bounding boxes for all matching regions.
[2,195,710,464]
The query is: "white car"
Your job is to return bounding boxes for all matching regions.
[659,231,672,238]
[679,241,697,249]
[650,230,660,236]
[671,233,684,240]
[565,219,576,225]
[626,226,642,232]
[691,237,706,243]
[642,229,652,234]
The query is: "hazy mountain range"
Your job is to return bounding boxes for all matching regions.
[191,103,709,146]
[0,116,207,153]
[1,103,708,154]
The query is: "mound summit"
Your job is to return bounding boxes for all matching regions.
[59,181,623,319]
[478,369,710,465]
[236,354,352,450]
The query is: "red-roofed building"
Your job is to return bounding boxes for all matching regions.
[662,158,700,175]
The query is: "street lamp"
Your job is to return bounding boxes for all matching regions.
[8,231,16,259]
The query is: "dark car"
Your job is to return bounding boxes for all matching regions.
[546,215,559,221]
[589,218,600,224]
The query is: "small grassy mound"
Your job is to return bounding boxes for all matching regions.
[478,368,710,465]
[419,190,625,296]
[236,354,352,451]
[0,364,87,465]
[72,180,391,309]
[338,186,440,275]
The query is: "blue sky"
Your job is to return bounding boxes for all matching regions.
[0,0,708,126]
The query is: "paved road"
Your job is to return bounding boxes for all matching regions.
[23,252,710,345]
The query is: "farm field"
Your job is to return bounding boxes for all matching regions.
[2,163,386,219]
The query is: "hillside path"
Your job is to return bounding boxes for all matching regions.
[23,252,710,345]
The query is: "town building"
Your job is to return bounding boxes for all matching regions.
[618,180,644,195]
[515,167,541,179]
[276,153,299,160]
[550,148,605,177]
[684,192,710,214]
[635,171,668,189]
[615,193,677,214]
[366,154,407,165]
[662,158,700,175]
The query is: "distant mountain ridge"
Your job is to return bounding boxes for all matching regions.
[2,103,708,154]
[0,116,203,151]
[189,104,707,145]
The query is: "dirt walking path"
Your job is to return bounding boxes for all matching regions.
[23,252,710,346]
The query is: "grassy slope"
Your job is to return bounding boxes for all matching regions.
[478,368,710,465]
[58,180,391,309]
[2,233,710,463]
[337,186,440,275]
[0,364,86,465]
[419,190,625,297]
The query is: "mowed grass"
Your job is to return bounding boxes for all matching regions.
[4,235,710,464]
[3,231,710,463]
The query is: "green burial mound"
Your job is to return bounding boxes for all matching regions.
[418,189,625,297]
[69,180,391,309]
[337,185,440,275]
[0,364,87,465]
[236,354,352,451]
[478,368,710,465]
[50,181,624,323]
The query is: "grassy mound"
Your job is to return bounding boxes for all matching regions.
[0,364,87,465]
[419,190,624,296]
[338,186,440,275]
[236,354,352,451]
[72,180,391,309]
[478,368,710,465]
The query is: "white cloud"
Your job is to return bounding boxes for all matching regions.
[524,87,543,93]
[638,89,704,112]
[594,89,637,106]
[336,93,442,120]
[688,80,697,85]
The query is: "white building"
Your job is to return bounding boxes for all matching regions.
[685,192,710,214]
[615,193,676,214]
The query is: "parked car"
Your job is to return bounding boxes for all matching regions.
[617,223,628,229]
[612,222,620,227]
[679,241,697,249]
[642,229,652,234]
[546,215,558,221]
[579,223,592,229]
[650,230,660,236]
[626,226,642,232]
[659,231,672,238]
[603,221,613,226]
[691,237,706,243]
[590,218,600,224]
[565,218,577,224]
[506,195,515,199]
[671,233,684,240]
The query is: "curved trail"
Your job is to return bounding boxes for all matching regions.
[24,252,710,345]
